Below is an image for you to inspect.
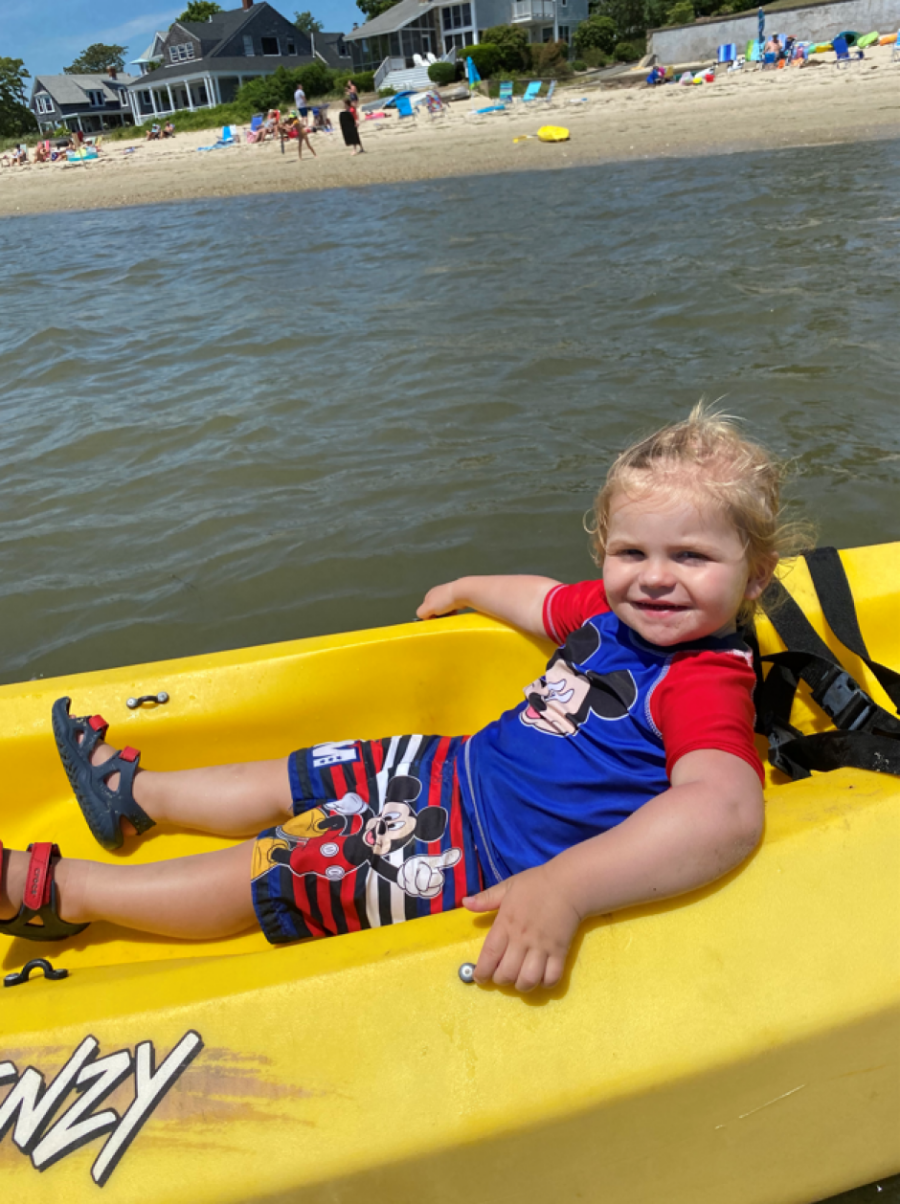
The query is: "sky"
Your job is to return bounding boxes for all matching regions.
[4,0,365,81]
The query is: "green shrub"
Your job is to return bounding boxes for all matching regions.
[351,70,375,93]
[481,23,531,70]
[236,70,292,113]
[459,43,501,77]
[665,0,695,22]
[378,86,395,97]
[529,40,572,77]
[428,60,457,85]
[573,13,618,55]
[298,60,333,97]
[580,47,612,67]
[572,59,587,71]
[614,40,644,60]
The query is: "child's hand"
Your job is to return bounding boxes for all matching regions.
[464,865,582,993]
[416,581,460,620]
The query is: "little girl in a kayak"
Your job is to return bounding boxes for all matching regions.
[0,409,799,993]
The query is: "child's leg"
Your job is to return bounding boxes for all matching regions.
[88,738,294,837]
[1,843,256,939]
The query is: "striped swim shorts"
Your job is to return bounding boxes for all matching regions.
[251,733,483,944]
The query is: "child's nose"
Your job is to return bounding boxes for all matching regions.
[639,556,674,588]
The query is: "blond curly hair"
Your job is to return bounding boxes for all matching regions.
[588,405,812,625]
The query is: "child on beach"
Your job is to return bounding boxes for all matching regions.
[0,409,793,993]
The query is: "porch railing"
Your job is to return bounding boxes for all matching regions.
[512,0,556,22]
[374,55,406,90]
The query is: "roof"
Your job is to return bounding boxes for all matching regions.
[344,0,436,41]
[132,32,167,65]
[126,55,315,87]
[32,74,138,104]
[314,31,351,67]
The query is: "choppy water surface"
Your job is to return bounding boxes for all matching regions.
[1,138,900,1204]
[1,144,899,686]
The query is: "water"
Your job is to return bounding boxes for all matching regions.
[0,144,898,1201]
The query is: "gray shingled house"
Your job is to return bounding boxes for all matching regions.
[346,0,589,90]
[30,70,138,135]
[126,0,323,123]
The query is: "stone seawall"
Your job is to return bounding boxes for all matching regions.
[649,0,900,61]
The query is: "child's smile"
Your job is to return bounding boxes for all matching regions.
[602,488,770,647]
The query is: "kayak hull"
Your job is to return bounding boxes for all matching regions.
[1,543,899,1202]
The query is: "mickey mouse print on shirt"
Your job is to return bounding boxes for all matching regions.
[520,623,637,737]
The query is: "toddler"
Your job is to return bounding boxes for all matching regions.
[0,409,796,993]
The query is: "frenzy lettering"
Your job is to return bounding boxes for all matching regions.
[0,1030,202,1186]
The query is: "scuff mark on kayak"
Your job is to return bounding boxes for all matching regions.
[714,1083,806,1128]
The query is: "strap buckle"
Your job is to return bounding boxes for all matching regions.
[810,666,876,732]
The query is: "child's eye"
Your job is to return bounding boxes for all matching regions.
[616,548,644,559]
[677,550,709,562]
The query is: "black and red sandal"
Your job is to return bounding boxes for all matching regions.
[52,697,156,852]
[0,842,89,941]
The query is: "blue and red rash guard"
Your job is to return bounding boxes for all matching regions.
[458,580,763,887]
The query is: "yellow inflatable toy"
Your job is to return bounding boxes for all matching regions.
[1,542,899,1203]
[537,124,569,141]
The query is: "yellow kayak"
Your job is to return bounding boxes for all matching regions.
[1,543,899,1202]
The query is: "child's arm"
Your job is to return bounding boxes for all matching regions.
[465,749,765,992]
[417,575,561,638]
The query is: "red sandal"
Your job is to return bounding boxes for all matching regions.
[0,842,89,942]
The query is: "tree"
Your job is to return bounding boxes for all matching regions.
[573,13,617,53]
[481,24,531,71]
[294,10,323,33]
[178,1,222,21]
[64,44,127,74]
[355,0,401,20]
[590,0,647,42]
[0,57,36,137]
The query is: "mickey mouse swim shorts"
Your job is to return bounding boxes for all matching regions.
[251,733,483,944]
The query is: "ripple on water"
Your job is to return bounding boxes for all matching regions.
[0,145,897,695]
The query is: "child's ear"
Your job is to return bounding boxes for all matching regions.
[745,553,778,601]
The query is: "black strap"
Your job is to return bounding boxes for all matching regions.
[755,548,900,780]
[804,547,900,710]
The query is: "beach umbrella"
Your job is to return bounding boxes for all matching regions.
[758,5,765,57]
[466,55,481,88]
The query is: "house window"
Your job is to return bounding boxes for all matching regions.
[120,91,130,107]
[261,36,279,54]
[35,93,54,114]
[559,25,570,40]
[169,42,195,62]
[243,35,255,55]
[286,38,296,54]
[87,89,106,106]
[442,4,472,31]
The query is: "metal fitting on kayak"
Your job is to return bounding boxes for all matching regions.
[458,962,476,984]
[126,692,169,710]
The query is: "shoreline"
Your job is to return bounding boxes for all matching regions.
[3,49,900,218]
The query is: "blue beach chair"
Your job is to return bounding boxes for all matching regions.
[522,81,543,102]
[499,81,514,104]
[717,43,737,64]
[396,94,414,118]
[833,35,863,66]
[540,80,557,104]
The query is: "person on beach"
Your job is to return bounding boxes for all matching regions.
[162,120,176,138]
[338,99,363,155]
[294,82,308,123]
[0,409,796,993]
[344,78,359,108]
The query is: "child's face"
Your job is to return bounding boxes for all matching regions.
[602,487,770,646]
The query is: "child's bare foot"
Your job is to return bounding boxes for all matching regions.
[0,847,25,920]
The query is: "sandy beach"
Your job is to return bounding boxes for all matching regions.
[3,44,900,217]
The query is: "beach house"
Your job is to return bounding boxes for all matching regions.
[345,0,588,89]
[29,70,139,135]
[124,1,345,124]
